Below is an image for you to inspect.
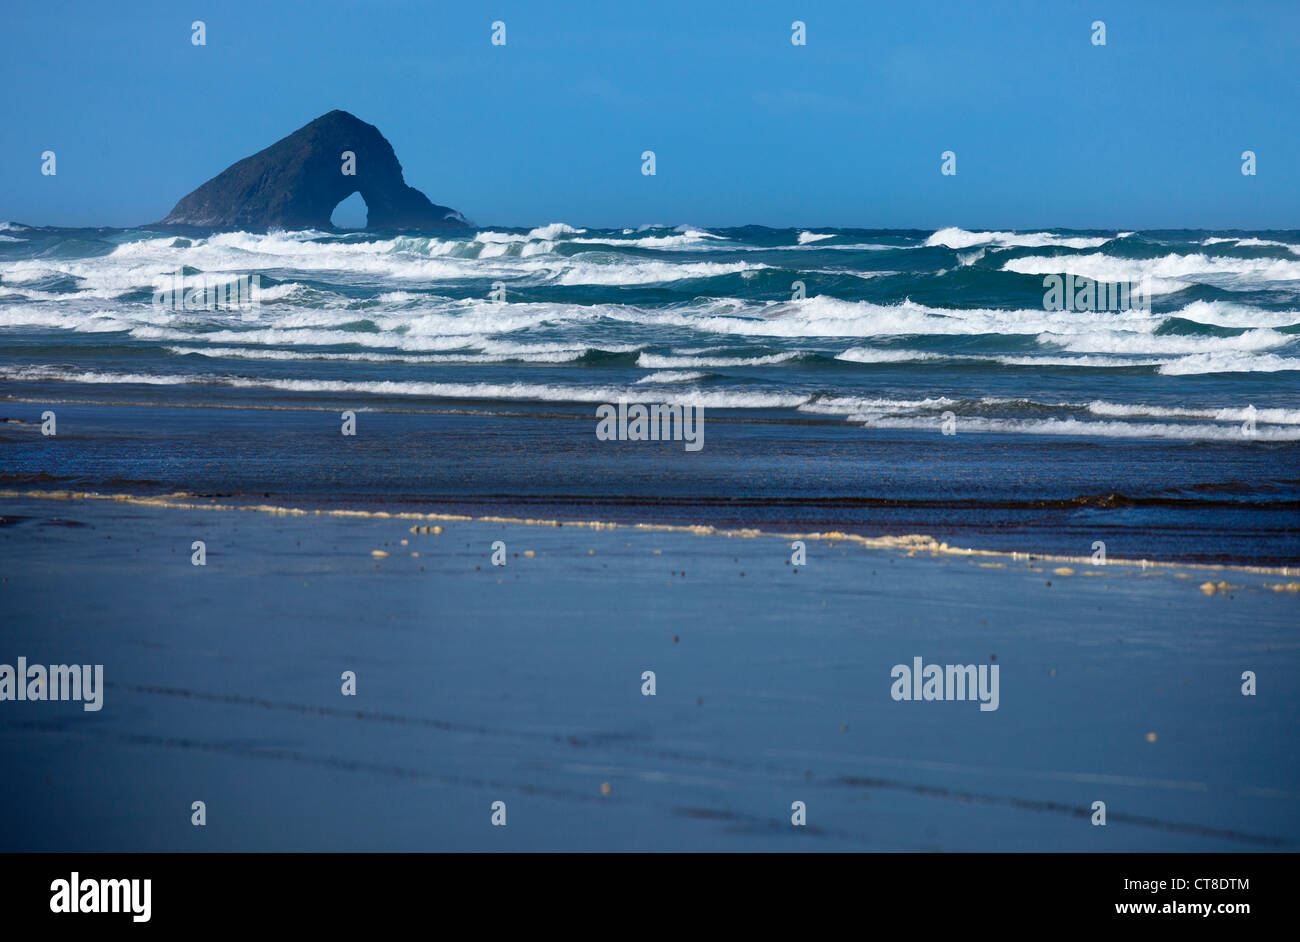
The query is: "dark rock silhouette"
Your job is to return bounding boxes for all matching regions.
[158,110,467,230]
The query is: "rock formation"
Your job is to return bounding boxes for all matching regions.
[157,110,466,230]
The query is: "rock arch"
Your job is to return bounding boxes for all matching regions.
[158,110,467,231]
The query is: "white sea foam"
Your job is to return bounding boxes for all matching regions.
[163,345,598,365]
[835,349,1186,370]
[554,259,767,285]
[656,295,1166,339]
[478,339,639,356]
[1163,300,1300,329]
[798,395,961,416]
[0,305,136,332]
[8,360,1296,439]
[925,227,1117,250]
[634,371,709,384]
[0,366,805,409]
[166,346,443,364]
[1003,251,1300,293]
[835,348,949,364]
[571,229,723,249]
[131,326,488,351]
[11,229,769,288]
[9,226,1300,430]
[992,354,1168,369]
[5,276,1295,382]
[849,415,1300,442]
[1202,237,1300,254]
[1085,400,1300,424]
[526,223,585,240]
[1038,327,1290,355]
[636,352,803,368]
[1156,352,1300,376]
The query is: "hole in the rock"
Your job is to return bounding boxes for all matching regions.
[330,191,368,229]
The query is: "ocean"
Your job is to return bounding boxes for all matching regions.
[2,222,1298,565]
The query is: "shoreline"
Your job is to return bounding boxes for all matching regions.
[4,395,1297,568]
[4,487,1298,579]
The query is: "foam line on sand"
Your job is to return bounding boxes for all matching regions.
[3,487,1297,580]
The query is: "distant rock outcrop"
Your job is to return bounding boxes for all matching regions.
[157,110,467,230]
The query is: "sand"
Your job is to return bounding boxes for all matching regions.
[0,493,1295,851]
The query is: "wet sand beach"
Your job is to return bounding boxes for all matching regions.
[1,492,1295,851]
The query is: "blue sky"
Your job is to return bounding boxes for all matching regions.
[1,0,1296,229]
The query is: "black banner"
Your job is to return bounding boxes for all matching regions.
[0,853,1281,929]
